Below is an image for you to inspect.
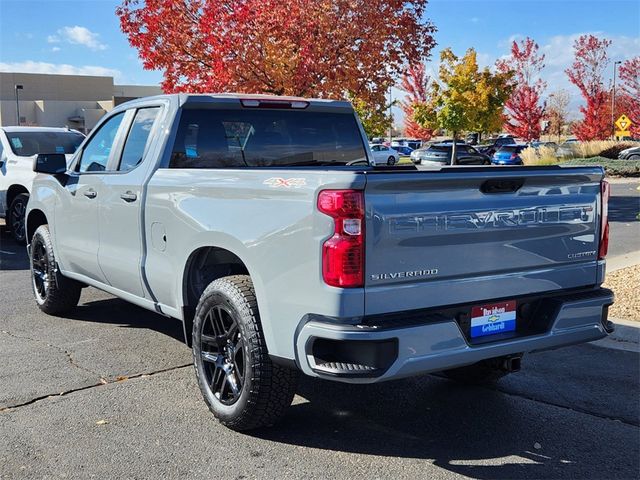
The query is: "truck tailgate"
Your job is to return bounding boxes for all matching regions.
[364,167,604,315]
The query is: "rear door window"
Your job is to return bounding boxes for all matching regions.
[118,107,160,171]
[170,108,367,168]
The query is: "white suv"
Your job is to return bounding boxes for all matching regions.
[0,127,84,243]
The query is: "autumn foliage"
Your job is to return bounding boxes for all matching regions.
[566,35,612,141]
[413,48,512,163]
[618,56,640,137]
[400,64,433,140]
[496,37,546,142]
[116,0,436,114]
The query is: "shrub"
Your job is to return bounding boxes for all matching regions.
[598,142,640,159]
[561,157,640,176]
[572,140,640,158]
[521,146,559,165]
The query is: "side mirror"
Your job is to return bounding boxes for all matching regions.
[33,153,67,174]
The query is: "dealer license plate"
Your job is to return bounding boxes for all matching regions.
[470,300,516,338]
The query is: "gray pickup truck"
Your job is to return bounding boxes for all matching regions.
[26,94,614,430]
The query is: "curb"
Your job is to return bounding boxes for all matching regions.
[592,318,639,353]
[606,251,640,272]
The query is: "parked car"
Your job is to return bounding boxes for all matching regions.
[393,146,414,156]
[392,138,422,150]
[557,139,580,157]
[369,143,400,165]
[0,126,84,243]
[618,145,640,160]
[477,136,516,157]
[531,141,558,151]
[412,143,491,165]
[465,132,479,145]
[26,93,614,431]
[492,145,528,165]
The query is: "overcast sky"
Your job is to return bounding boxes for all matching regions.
[1,0,638,122]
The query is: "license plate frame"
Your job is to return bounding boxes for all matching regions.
[470,300,517,339]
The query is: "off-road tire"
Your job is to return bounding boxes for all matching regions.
[193,275,298,431]
[30,225,82,314]
[9,193,29,244]
[442,360,510,385]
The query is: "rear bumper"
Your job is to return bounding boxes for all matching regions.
[295,289,614,383]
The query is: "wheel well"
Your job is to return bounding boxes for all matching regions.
[26,209,48,242]
[181,247,250,346]
[6,185,29,212]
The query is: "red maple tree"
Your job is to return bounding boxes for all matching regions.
[400,64,434,140]
[565,35,612,141]
[116,0,436,111]
[496,37,546,142]
[618,56,640,137]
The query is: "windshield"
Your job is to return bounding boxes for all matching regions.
[170,108,367,168]
[6,131,84,157]
[498,146,519,152]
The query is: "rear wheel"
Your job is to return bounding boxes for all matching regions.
[193,275,298,430]
[387,156,396,166]
[30,225,82,314]
[629,154,640,160]
[9,193,29,244]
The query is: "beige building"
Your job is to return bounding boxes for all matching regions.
[0,72,162,133]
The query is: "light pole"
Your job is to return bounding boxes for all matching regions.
[15,84,23,126]
[388,86,393,144]
[611,61,622,139]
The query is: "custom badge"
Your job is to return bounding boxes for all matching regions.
[263,177,307,188]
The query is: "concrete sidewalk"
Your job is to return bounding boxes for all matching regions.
[607,250,640,272]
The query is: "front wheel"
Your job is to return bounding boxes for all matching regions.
[30,225,82,314]
[387,156,396,166]
[193,275,298,430]
[9,193,29,244]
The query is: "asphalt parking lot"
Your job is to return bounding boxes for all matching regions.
[1,181,639,479]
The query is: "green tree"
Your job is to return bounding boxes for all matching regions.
[350,95,392,139]
[414,48,512,164]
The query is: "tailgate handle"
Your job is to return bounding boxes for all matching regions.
[480,178,524,194]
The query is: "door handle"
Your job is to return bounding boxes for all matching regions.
[120,191,137,202]
[84,189,97,199]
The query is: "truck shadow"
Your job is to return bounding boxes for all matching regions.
[256,373,639,479]
[66,297,187,344]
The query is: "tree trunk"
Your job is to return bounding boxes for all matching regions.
[450,131,458,165]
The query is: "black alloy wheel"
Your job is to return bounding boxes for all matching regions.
[199,304,245,405]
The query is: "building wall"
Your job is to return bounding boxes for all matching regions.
[0,72,160,132]
[0,72,113,102]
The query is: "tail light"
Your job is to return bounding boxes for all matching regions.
[510,153,517,160]
[317,190,364,288]
[599,180,610,259]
